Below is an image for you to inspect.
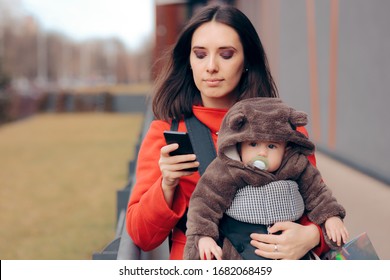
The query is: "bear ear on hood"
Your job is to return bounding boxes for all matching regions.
[227,111,247,131]
[289,109,308,128]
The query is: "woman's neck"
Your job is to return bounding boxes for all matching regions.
[201,95,238,109]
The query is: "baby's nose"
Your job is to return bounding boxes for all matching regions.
[258,147,268,156]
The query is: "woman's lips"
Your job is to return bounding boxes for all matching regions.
[204,78,223,87]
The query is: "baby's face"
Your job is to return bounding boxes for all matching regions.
[241,141,286,172]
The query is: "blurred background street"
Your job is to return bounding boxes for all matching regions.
[316,152,390,259]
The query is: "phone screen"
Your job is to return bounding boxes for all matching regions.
[163,131,198,171]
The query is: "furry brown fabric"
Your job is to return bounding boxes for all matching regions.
[218,97,315,158]
[184,97,346,260]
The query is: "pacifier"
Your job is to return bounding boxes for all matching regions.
[249,156,269,171]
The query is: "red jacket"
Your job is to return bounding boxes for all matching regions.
[126,105,328,259]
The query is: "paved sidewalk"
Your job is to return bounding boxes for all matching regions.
[316,152,390,259]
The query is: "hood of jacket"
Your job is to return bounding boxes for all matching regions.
[217,97,315,164]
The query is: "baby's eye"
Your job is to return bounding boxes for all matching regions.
[194,50,206,59]
[220,50,234,59]
[249,142,258,147]
[268,144,277,149]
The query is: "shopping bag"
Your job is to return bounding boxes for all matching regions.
[322,232,379,260]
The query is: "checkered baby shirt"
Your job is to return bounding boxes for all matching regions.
[225,180,305,225]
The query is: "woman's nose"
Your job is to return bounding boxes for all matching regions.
[206,56,218,73]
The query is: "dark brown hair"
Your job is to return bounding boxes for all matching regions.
[153,4,278,121]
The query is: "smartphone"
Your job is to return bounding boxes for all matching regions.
[163,131,198,171]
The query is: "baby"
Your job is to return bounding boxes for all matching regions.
[184,97,348,260]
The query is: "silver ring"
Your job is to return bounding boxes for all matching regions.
[274,244,278,252]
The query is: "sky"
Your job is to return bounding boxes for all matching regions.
[19,0,155,51]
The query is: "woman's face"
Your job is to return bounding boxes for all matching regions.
[190,21,245,109]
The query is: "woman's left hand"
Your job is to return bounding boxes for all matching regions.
[250,221,320,260]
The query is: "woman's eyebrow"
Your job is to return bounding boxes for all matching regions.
[192,46,237,50]
[219,46,237,50]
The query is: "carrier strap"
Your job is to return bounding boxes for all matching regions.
[170,115,217,235]
[184,115,217,175]
[170,116,216,175]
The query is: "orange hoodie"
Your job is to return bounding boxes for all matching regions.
[126,105,327,259]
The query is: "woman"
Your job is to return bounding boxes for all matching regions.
[126,4,328,260]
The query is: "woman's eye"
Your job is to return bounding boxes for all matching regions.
[194,50,206,59]
[220,50,234,59]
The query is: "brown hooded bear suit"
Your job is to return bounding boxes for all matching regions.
[183,97,346,260]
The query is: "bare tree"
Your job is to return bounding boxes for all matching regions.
[0,0,153,89]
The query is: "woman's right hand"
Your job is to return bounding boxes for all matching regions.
[159,143,199,206]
